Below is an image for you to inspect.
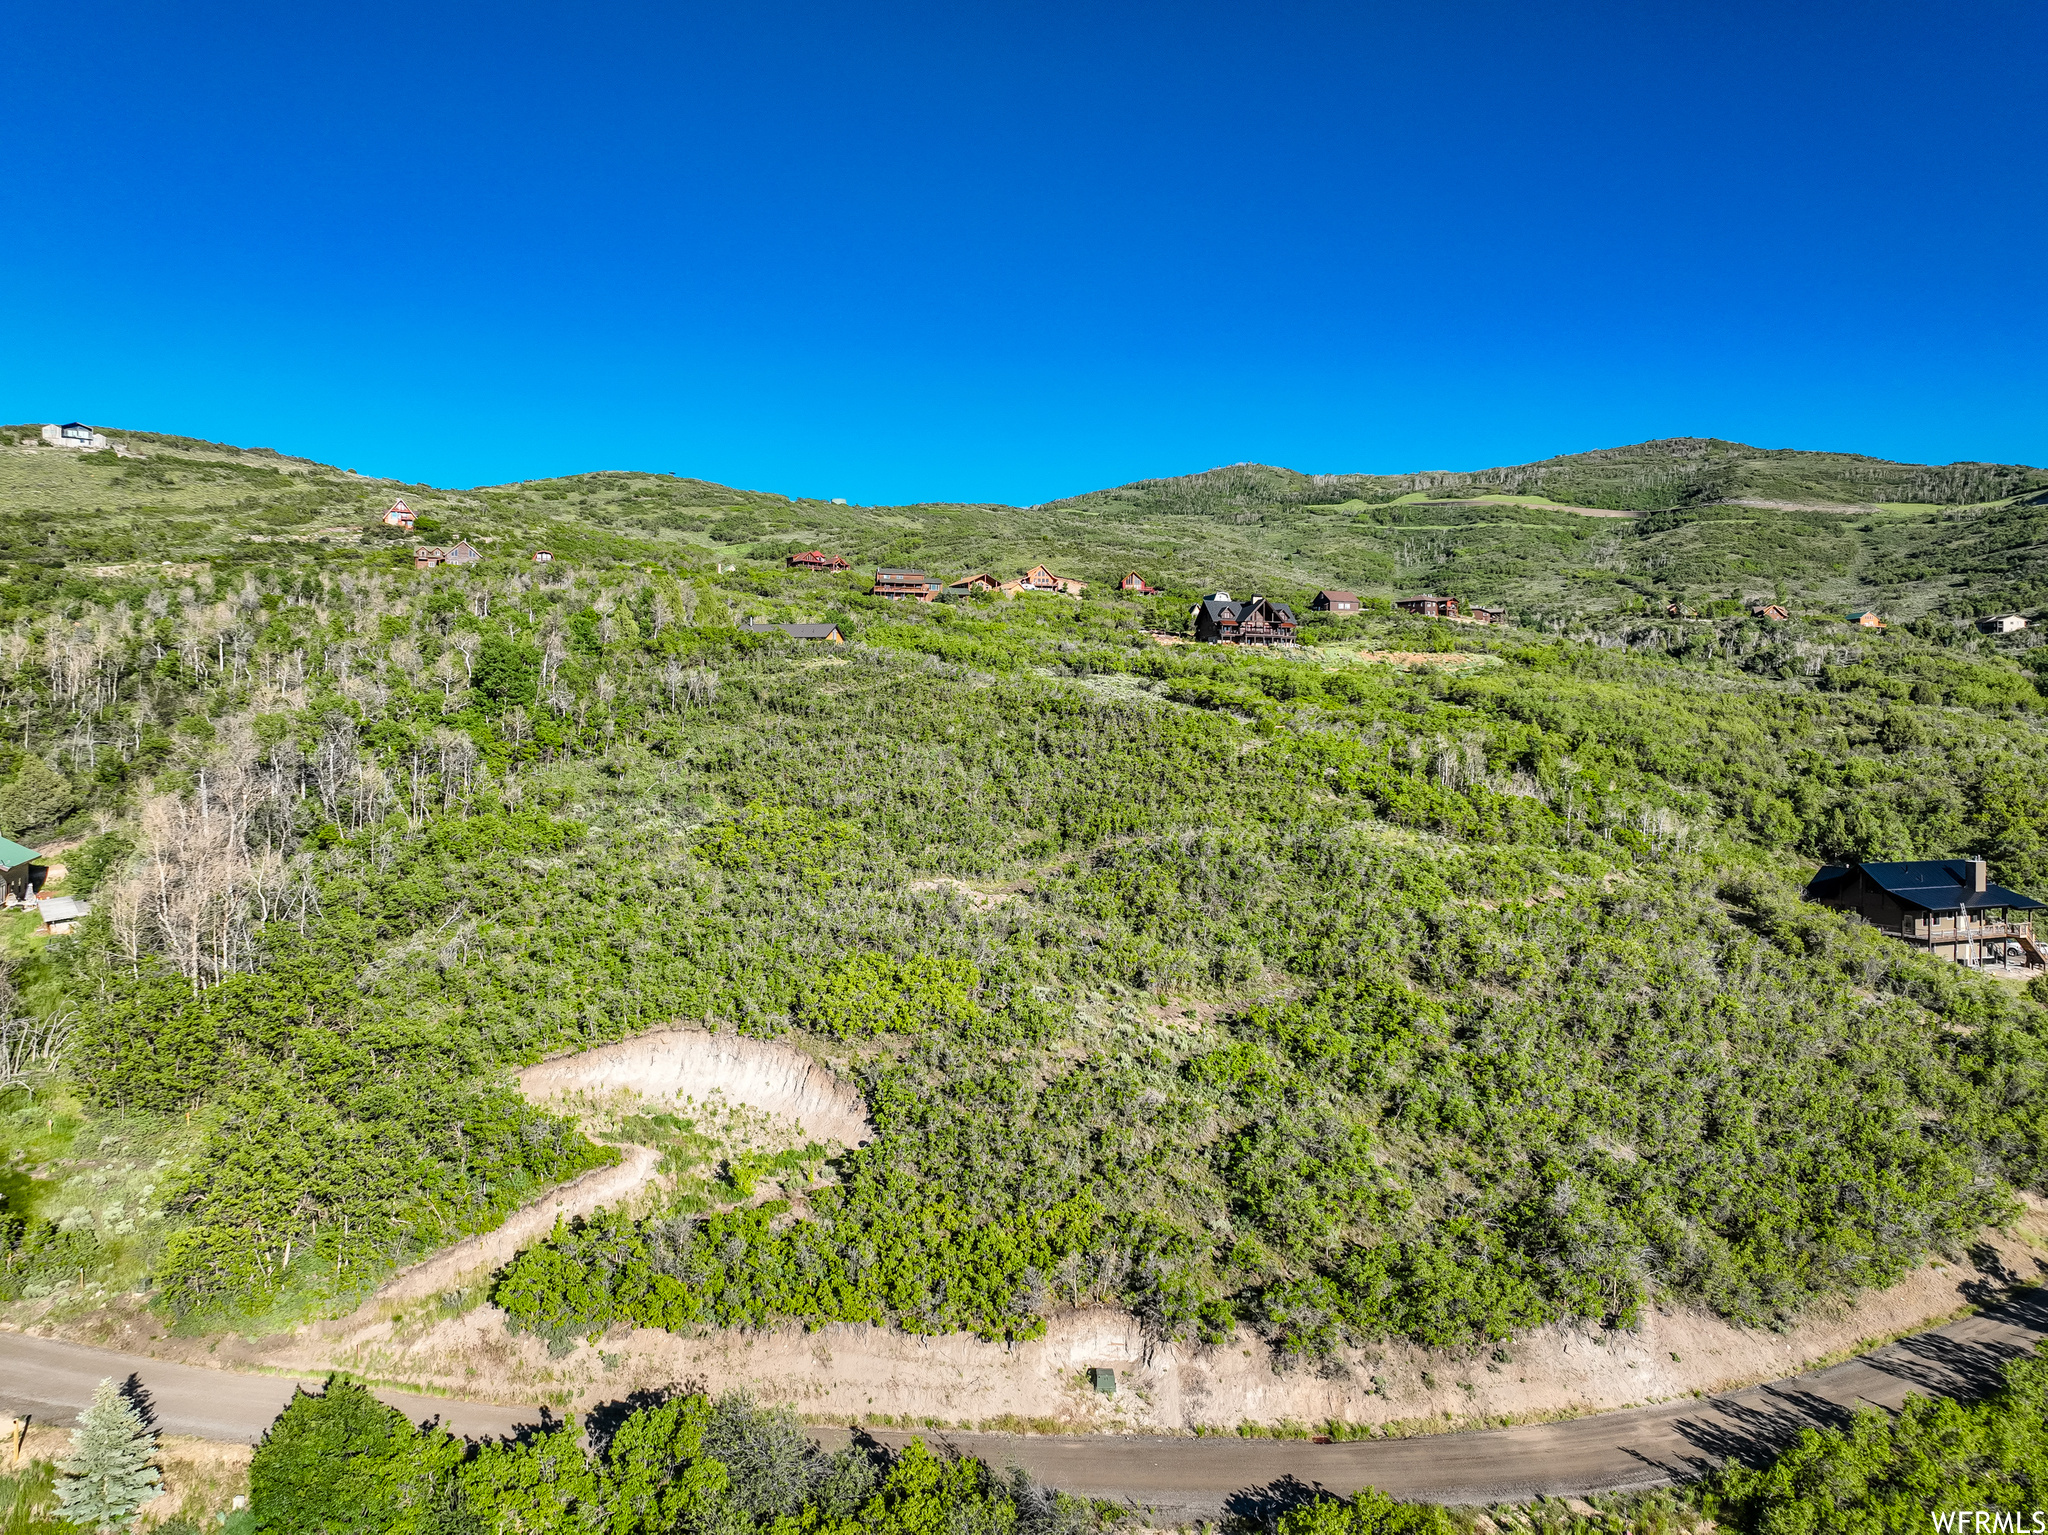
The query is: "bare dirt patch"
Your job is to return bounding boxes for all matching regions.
[240,1202,2048,1437]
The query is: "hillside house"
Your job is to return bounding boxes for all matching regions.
[741,621,846,643]
[1192,592,1298,645]
[1979,614,2028,634]
[1471,605,1508,625]
[1396,594,1459,618]
[381,500,416,530]
[1008,565,1085,597]
[414,546,447,570]
[1752,604,1790,622]
[788,550,851,571]
[872,568,940,600]
[531,549,554,563]
[444,540,482,567]
[0,838,42,902]
[1847,609,1885,629]
[947,573,1002,594]
[1806,858,2045,970]
[41,423,107,449]
[1312,590,1360,613]
[1119,572,1159,595]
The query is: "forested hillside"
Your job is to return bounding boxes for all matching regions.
[2,425,2047,1381]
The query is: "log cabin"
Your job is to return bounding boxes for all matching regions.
[1311,589,1360,613]
[788,550,852,571]
[1191,592,1298,645]
[1806,857,2045,970]
[871,568,941,600]
[1396,594,1459,618]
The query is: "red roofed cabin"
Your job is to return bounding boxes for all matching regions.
[1808,858,2044,970]
[789,550,851,571]
[1396,594,1459,618]
[1119,572,1159,595]
[1311,589,1360,613]
[1191,592,1298,645]
[872,568,941,600]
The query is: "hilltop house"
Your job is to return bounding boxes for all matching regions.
[1396,594,1459,618]
[1009,565,1086,597]
[1979,614,2029,635]
[1191,592,1298,645]
[788,550,851,571]
[1806,858,2044,970]
[872,568,941,600]
[381,500,416,530]
[414,546,447,570]
[1119,572,1160,595]
[1847,609,1884,629]
[1311,589,1360,613]
[742,621,846,644]
[41,423,107,449]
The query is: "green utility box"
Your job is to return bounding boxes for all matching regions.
[1089,1367,1116,1394]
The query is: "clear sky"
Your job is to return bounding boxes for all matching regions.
[4,0,2042,504]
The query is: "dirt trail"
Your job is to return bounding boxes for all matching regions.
[362,1030,869,1309]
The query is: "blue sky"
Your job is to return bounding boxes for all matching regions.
[4,0,2042,504]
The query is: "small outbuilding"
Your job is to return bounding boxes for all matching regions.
[1311,589,1360,613]
[741,622,846,643]
[38,894,89,935]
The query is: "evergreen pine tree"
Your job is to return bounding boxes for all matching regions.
[53,1379,162,1534]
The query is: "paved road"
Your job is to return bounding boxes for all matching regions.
[5,1289,2045,1522]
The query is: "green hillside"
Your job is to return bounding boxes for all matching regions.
[1,423,2046,1387]
[4,426,2043,622]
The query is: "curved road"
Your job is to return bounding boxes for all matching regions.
[5,1289,2045,1522]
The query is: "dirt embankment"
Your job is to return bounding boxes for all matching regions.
[233,1201,2048,1438]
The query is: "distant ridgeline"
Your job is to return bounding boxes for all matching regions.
[0,422,2045,1363]
[3,426,2048,619]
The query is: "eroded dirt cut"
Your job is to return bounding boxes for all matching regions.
[516,1029,873,1148]
[366,1031,869,1307]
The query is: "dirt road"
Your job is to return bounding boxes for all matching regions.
[4,1289,2043,1522]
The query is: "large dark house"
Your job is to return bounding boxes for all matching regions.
[1191,592,1298,645]
[1806,858,2045,969]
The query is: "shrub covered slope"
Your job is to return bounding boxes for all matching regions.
[0,426,2044,1368]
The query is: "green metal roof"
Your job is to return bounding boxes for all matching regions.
[0,837,41,870]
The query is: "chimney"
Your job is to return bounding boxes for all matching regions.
[1972,858,1989,894]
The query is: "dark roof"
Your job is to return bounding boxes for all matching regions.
[742,622,843,640]
[1809,860,2045,914]
[1196,595,1296,624]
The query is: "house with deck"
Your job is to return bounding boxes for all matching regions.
[444,540,482,567]
[1119,572,1160,595]
[1806,858,2045,970]
[872,568,941,600]
[382,500,416,530]
[1191,592,1298,645]
[1396,594,1459,618]
[788,550,851,571]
